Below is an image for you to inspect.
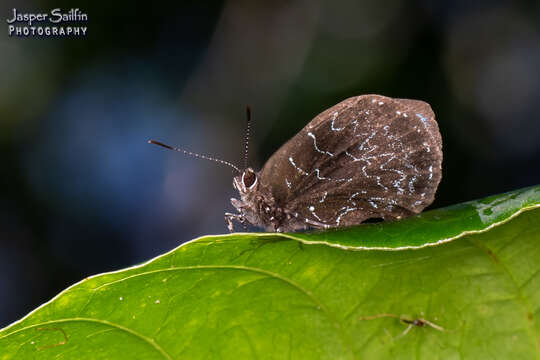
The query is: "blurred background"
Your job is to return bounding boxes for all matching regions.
[1,0,539,327]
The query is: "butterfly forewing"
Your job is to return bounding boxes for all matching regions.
[259,94,442,229]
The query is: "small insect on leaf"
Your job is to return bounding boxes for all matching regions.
[359,313,445,339]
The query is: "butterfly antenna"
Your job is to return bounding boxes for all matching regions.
[243,106,251,170]
[148,140,241,173]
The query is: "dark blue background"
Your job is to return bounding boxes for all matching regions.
[1,0,539,327]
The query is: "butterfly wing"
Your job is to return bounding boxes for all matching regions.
[259,94,442,229]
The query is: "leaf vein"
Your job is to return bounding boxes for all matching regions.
[0,318,172,360]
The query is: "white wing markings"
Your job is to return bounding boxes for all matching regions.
[330,111,345,131]
[307,132,334,157]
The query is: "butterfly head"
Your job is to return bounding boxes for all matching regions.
[233,167,258,195]
[230,167,284,231]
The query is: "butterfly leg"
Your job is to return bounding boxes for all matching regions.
[224,213,236,232]
[225,212,245,232]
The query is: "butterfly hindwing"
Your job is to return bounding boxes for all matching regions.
[259,94,442,229]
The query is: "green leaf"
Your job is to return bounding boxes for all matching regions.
[1,185,539,359]
[284,185,540,250]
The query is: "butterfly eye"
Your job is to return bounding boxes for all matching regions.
[242,169,257,189]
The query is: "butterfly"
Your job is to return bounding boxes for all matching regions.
[150,94,442,232]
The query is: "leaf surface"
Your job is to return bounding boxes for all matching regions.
[1,186,539,359]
